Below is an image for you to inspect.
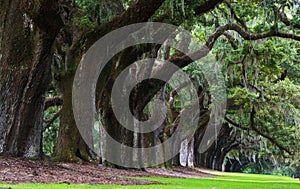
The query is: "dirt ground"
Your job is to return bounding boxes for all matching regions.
[0,157,212,185]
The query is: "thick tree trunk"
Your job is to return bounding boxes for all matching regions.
[179,138,194,167]
[0,0,62,158]
[194,123,238,170]
[101,86,123,167]
[54,73,91,162]
[172,153,180,166]
[53,0,164,164]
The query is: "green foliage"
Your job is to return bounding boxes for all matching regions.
[43,106,60,156]
[75,0,114,27]
[78,15,96,28]
[272,165,297,177]
[200,0,300,176]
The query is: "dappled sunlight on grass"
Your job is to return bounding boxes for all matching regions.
[199,169,297,182]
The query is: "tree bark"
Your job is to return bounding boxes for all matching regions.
[53,0,165,163]
[0,0,62,158]
[53,73,91,162]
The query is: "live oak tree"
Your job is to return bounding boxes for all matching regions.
[0,0,299,175]
[52,0,167,162]
[0,0,63,158]
[49,0,224,163]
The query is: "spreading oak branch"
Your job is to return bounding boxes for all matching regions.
[225,116,292,155]
[274,8,300,30]
[138,22,300,113]
[194,0,224,15]
[168,22,300,69]
[43,109,62,132]
[85,0,166,48]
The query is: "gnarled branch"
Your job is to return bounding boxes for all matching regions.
[44,96,63,110]
[194,0,224,15]
[86,0,165,48]
[169,22,300,69]
[225,116,292,155]
[43,109,62,132]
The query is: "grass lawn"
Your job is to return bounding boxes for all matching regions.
[1,172,299,189]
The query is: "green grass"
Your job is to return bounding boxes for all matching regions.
[1,172,299,189]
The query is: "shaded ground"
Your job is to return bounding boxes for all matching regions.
[0,157,212,185]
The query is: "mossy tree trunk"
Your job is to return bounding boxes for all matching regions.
[53,73,91,162]
[0,0,62,158]
[53,0,165,163]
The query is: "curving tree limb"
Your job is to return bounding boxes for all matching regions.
[85,0,165,48]
[225,116,292,155]
[43,109,62,132]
